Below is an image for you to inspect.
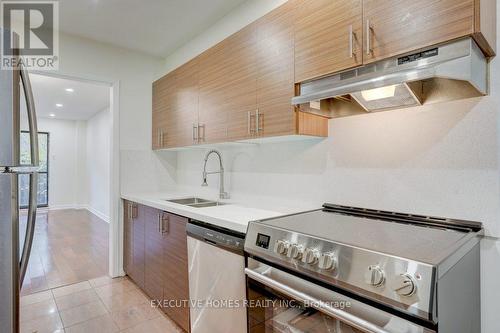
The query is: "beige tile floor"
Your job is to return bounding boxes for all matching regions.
[20,276,183,333]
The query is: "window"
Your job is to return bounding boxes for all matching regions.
[19,131,49,208]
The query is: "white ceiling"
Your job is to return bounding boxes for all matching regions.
[58,0,247,57]
[21,74,110,121]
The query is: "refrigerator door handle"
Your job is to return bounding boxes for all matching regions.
[19,64,39,286]
[1,166,40,174]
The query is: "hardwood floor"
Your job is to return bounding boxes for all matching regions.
[20,209,109,296]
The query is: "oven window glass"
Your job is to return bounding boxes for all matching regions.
[247,279,363,333]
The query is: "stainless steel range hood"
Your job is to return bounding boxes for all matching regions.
[293,38,488,117]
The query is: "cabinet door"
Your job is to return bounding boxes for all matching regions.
[224,24,258,141]
[123,201,133,276]
[163,213,190,332]
[198,41,230,144]
[152,73,176,149]
[144,207,165,303]
[131,204,146,289]
[255,0,296,138]
[294,0,363,83]
[171,59,199,148]
[363,0,474,63]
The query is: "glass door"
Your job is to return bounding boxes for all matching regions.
[19,131,49,208]
[247,279,363,333]
[245,258,436,333]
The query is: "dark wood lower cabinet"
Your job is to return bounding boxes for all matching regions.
[144,206,165,303]
[162,213,190,332]
[123,200,145,289]
[123,201,191,332]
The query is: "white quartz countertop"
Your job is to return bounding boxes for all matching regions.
[121,191,296,234]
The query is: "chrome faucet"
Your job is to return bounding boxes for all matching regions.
[201,149,229,199]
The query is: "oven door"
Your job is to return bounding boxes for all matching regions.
[246,258,435,333]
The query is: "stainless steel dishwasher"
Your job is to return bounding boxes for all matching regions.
[186,220,247,333]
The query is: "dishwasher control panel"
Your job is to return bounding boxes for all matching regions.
[186,220,245,253]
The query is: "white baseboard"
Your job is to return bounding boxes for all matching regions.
[86,206,110,223]
[44,204,110,223]
[47,204,81,211]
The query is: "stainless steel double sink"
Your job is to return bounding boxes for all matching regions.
[166,197,227,208]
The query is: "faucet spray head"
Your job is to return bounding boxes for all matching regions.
[201,172,208,186]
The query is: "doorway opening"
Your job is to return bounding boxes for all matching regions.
[19,73,114,296]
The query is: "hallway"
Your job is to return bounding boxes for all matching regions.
[21,209,109,296]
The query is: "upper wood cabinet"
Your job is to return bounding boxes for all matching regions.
[224,24,258,142]
[152,74,175,149]
[153,60,199,149]
[153,0,495,149]
[197,40,230,144]
[254,0,297,137]
[293,0,495,82]
[363,0,476,63]
[294,0,363,83]
[198,24,258,144]
[153,1,328,150]
[173,59,200,147]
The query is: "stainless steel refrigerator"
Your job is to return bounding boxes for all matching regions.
[0,30,39,333]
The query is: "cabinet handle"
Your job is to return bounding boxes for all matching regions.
[256,109,263,134]
[193,124,198,143]
[349,25,356,58]
[247,111,251,135]
[157,129,161,147]
[162,214,169,234]
[131,204,138,219]
[198,124,205,143]
[366,19,373,56]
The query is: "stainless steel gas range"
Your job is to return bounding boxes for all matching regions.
[244,204,483,333]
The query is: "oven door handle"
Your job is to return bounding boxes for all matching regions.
[245,267,391,333]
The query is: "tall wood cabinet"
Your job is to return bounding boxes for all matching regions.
[123,201,190,332]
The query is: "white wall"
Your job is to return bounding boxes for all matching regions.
[86,108,111,221]
[157,1,500,332]
[23,110,111,223]
[52,33,176,194]
[161,0,288,76]
[22,117,82,209]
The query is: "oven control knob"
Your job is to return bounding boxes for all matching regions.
[287,244,304,260]
[365,265,385,287]
[393,274,417,296]
[318,252,336,270]
[302,248,319,265]
[274,240,289,256]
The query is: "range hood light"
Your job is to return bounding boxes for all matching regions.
[309,100,321,110]
[360,85,397,101]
